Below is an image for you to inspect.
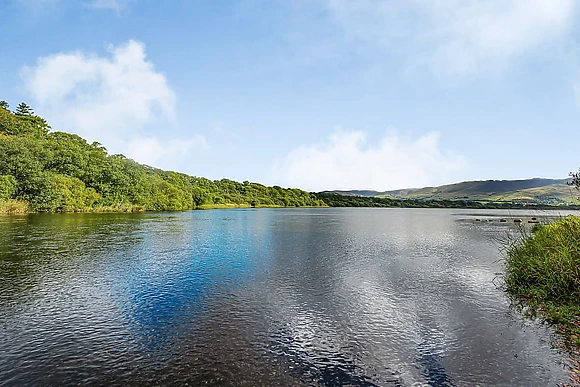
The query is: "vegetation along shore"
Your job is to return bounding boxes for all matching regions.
[3,100,580,215]
[0,101,327,214]
[4,99,580,383]
[503,216,580,385]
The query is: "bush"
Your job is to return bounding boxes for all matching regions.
[504,216,580,351]
[0,175,17,199]
[0,199,29,214]
[505,216,580,303]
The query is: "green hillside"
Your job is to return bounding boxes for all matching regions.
[0,102,326,213]
[319,190,385,197]
[379,178,574,204]
[477,182,576,204]
[322,178,577,205]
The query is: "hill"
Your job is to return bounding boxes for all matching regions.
[324,178,576,205]
[319,190,385,197]
[381,178,574,204]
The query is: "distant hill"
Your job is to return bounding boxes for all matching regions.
[323,178,577,205]
[319,190,384,197]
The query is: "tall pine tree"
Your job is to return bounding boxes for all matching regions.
[14,102,33,116]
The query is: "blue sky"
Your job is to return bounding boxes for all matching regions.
[1,0,579,191]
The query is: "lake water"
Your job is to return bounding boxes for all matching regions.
[0,208,574,386]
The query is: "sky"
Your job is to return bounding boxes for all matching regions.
[1,0,579,191]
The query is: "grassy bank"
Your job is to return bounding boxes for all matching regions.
[196,204,305,209]
[0,199,149,214]
[0,199,30,214]
[0,201,304,214]
[503,216,580,385]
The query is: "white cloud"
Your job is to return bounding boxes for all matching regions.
[21,40,175,139]
[321,0,577,74]
[273,129,466,191]
[125,136,209,167]
[20,40,209,169]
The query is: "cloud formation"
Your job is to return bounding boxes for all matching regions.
[21,40,174,138]
[20,40,207,168]
[321,0,577,73]
[274,130,466,191]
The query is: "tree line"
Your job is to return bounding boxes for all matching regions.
[0,101,326,212]
[2,100,576,214]
[315,193,580,210]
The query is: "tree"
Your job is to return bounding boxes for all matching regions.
[569,170,580,189]
[14,102,33,116]
[0,98,327,212]
[0,175,17,199]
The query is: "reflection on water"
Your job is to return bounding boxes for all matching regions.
[0,208,572,386]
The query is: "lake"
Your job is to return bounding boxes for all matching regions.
[0,208,574,386]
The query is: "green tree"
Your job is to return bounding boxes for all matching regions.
[569,170,580,190]
[52,174,100,211]
[0,175,17,199]
[0,108,31,135]
[0,101,9,111]
[14,102,34,116]
[0,97,327,212]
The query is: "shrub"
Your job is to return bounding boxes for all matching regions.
[0,175,17,199]
[504,216,580,353]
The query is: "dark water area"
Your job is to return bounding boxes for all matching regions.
[0,208,574,386]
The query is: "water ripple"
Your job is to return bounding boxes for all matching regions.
[0,209,572,385]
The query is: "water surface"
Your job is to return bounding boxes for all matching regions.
[0,208,573,386]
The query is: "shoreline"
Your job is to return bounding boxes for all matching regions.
[2,198,580,215]
[0,199,325,215]
[503,216,580,385]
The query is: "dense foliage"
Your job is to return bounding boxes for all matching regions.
[504,217,580,351]
[2,100,577,214]
[0,103,325,213]
[570,169,580,190]
[313,192,578,209]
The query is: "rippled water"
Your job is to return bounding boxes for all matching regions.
[0,208,574,386]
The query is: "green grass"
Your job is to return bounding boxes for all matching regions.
[0,199,30,214]
[197,203,253,210]
[0,201,321,214]
[0,201,149,214]
[503,216,580,385]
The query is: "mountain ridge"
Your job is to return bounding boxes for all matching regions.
[321,178,576,205]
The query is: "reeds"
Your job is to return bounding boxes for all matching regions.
[0,199,30,214]
[503,216,580,385]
